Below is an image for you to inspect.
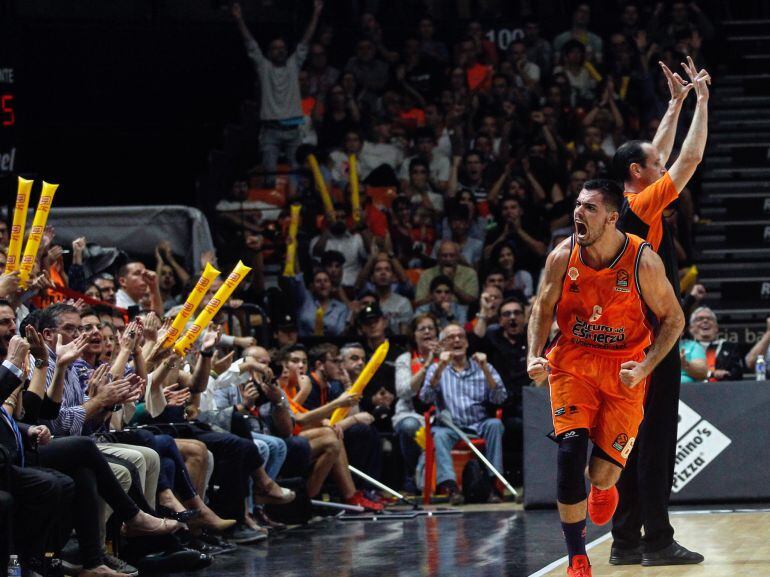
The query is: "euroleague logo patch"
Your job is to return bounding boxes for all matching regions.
[615,269,631,292]
[613,433,635,459]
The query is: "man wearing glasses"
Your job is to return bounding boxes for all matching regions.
[420,323,506,504]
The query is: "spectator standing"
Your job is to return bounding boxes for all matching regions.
[232,1,324,187]
[552,3,603,65]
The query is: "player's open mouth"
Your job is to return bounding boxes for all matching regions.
[575,221,587,237]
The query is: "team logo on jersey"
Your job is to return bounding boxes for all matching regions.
[615,270,630,292]
[568,267,579,281]
[571,316,626,348]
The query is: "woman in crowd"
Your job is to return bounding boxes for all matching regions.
[394,313,439,492]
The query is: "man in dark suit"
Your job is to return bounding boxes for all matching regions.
[0,322,75,573]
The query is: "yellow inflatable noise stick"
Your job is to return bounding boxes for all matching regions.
[173,260,252,356]
[162,262,220,348]
[680,264,698,295]
[330,340,389,425]
[6,177,32,274]
[307,154,335,220]
[349,154,361,223]
[282,204,301,277]
[19,181,58,287]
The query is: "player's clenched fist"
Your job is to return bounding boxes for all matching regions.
[619,360,648,388]
[527,356,549,384]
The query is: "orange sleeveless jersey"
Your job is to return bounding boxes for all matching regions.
[554,233,653,358]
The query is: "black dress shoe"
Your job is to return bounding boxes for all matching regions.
[158,506,201,524]
[134,548,212,573]
[198,530,238,554]
[609,545,642,565]
[642,541,704,566]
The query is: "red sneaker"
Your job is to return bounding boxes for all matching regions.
[567,554,592,576]
[587,485,618,526]
[346,490,384,512]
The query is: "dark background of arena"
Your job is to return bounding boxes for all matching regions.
[0,0,746,213]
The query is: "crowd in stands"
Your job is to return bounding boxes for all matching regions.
[1,1,756,576]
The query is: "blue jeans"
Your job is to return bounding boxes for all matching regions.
[431,418,504,485]
[251,432,287,480]
[395,417,423,478]
[259,125,301,187]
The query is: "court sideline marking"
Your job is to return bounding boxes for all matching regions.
[526,508,770,577]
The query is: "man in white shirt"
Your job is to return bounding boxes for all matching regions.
[115,261,163,315]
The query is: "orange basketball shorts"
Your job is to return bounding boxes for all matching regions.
[546,344,648,466]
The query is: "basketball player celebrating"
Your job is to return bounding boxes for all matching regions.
[527,179,684,577]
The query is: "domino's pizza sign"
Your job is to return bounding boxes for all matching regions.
[672,401,732,493]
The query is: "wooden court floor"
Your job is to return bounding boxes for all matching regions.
[540,510,770,577]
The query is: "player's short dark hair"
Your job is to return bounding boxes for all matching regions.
[583,179,625,212]
[611,140,648,181]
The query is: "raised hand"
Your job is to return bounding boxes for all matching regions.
[201,324,221,353]
[142,312,161,342]
[163,383,191,407]
[86,363,111,398]
[212,349,234,374]
[472,351,488,368]
[142,270,158,290]
[658,61,691,102]
[25,325,47,362]
[72,236,87,255]
[681,55,710,86]
[118,374,145,404]
[0,270,20,299]
[119,321,140,352]
[56,333,90,367]
[6,335,29,370]
[95,376,133,407]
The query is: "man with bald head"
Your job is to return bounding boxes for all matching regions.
[415,240,479,306]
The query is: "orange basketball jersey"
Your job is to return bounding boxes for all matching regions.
[554,233,653,358]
